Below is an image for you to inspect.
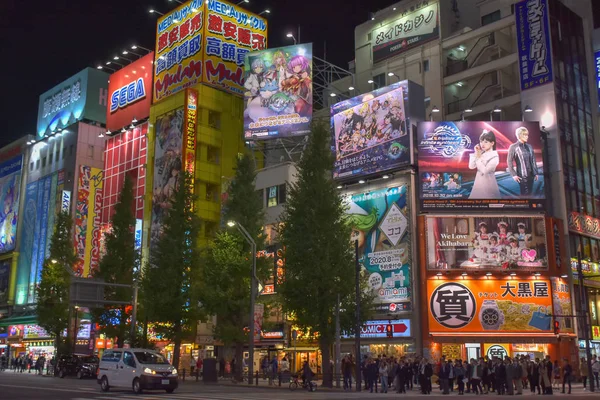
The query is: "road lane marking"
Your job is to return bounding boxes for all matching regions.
[0,383,97,393]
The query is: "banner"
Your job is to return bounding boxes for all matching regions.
[243,44,312,140]
[253,303,264,342]
[568,211,600,240]
[424,215,548,271]
[332,81,410,180]
[150,108,184,248]
[0,259,9,305]
[515,0,553,91]
[346,184,412,312]
[371,2,439,64]
[183,88,198,197]
[428,279,553,333]
[0,156,22,254]
[417,121,545,210]
[341,319,411,339]
[551,277,574,333]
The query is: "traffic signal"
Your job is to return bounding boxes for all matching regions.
[386,324,393,338]
[553,320,560,335]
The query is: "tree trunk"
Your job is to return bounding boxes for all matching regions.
[234,342,244,382]
[320,336,333,388]
[172,322,182,371]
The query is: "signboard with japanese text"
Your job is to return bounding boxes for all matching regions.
[332,81,410,180]
[341,319,411,339]
[568,211,600,240]
[371,2,439,64]
[346,183,412,313]
[428,279,553,333]
[551,277,574,333]
[595,51,600,107]
[424,215,548,271]
[153,0,267,102]
[37,68,109,138]
[484,344,510,360]
[23,325,51,340]
[243,44,312,140]
[417,121,545,210]
[182,88,198,195]
[592,326,600,341]
[516,0,553,91]
[106,53,154,131]
[0,156,22,254]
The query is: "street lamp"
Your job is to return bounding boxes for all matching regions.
[489,105,501,121]
[227,220,257,385]
[429,106,439,121]
[461,108,473,121]
[387,72,399,82]
[522,105,533,121]
[286,33,297,45]
[149,9,165,16]
[259,9,270,16]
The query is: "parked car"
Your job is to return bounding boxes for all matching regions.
[97,348,178,394]
[56,354,99,379]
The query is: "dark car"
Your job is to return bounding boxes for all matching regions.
[57,354,99,379]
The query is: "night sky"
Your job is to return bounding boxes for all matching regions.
[0,0,393,148]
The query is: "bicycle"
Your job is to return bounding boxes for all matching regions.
[289,374,317,391]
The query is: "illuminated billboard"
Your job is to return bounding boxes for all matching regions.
[106,53,154,131]
[424,215,548,271]
[0,156,22,254]
[153,0,267,102]
[346,182,412,313]
[428,279,552,333]
[417,121,545,210]
[332,81,418,180]
[243,44,312,140]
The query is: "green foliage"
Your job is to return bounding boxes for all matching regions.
[93,175,138,347]
[142,172,202,369]
[36,211,77,354]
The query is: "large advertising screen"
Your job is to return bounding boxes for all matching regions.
[428,279,553,333]
[346,183,412,313]
[243,44,312,140]
[107,53,154,131]
[417,121,545,210]
[371,2,439,64]
[0,156,22,254]
[425,215,548,271]
[150,108,184,248]
[153,0,267,102]
[332,81,410,180]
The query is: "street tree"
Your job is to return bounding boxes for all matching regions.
[199,153,268,381]
[93,175,138,348]
[278,121,359,388]
[142,172,202,370]
[36,211,77,354]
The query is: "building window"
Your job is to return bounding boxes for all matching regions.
[55,150,60,162]
[278,183,286,204]
[481,10,501,26]
[266,184,286,207]
[373,73,385,89]
[48,152,53,164]
[206,183,219,202]
[208,110,221,130]
[42,157,46,168]
[207,146,220,164]
[423,59,430,72]
[62,146,66,159]
[87,145,94,158]
[424,97,431,109]
[70,145,74,156]
[205,221,218,238]
[36,159,40,170]
[256,189,264,206]
[29,162,34,171]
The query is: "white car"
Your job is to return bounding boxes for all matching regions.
[97,348,178,394]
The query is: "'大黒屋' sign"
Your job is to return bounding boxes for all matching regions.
[515,0,553,91]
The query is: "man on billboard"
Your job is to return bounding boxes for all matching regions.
[507,126,539,196]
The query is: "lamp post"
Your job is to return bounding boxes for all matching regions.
[461,108,473,121]
[353,239,361,391]
[286,33,297,45]
[489,105,501,121]
[227,221,257,384]
[577,252,596,392]
[429,106,439,122]
[522,105,533,121]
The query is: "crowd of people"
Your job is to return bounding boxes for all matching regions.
[339,353,600,395]
[0,353,51,374]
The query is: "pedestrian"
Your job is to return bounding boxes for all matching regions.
[544,356,554,394]
[592,355,600,389]
[469,358,482,394]
[379,360,389,393]
[196,357,203,377]
[261,356,269,380]
[342,356,353,390]
[439,359,450,394]
[505,357,515,395]
[396,361,407,393]
[189,356,195,375]
[454,359,466,395]
[448,358,455,392]
[419,358,433,394]
[495,358,507,395]
[580,357,589,390]
[367,358,378,393]
[552,359,561,390]
[269,355,278,385]
[302,361,315,391]
[361,355,368,390]
[512,357,523,395]
[562,358,572,394]
[481,358,490,394]
[530,358,541,394]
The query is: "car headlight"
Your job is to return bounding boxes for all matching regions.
[171,368,177,376]
[143,367,156,374]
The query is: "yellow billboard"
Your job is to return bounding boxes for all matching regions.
[153,0,267,102]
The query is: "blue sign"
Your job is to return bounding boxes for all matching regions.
[36,68,109,138]
[516,0,553,91]
[110,78,146,113]
[595,51,600,106]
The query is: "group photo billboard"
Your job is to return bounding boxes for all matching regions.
[0,156,22,254]
[428,279,553,333]
[425,215,548,271]
[346,183,412,313]
[332,81,411,180]
[417,121,545,210]
[243,44,312,140]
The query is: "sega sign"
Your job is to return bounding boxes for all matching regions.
[341,319,411,339]
[106,52,154,131]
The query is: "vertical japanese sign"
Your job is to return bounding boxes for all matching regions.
[0,156,22,254]
[183,88,198,198]
[427,279,552,333]
[595,51,600,107]
[253,303,264,342]
[551,277,574,333]
[516,0,553,91]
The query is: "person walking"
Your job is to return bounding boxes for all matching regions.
[379,360,389,393]
[269,355,278,385]
[562,359,572,394]
[302,361,314,391]
[495,358,507,395]
[189,356,195,376]
[470,358,483,394]
[397,361,408,393]
[580,357,589,390]
[513,358,523,395]
[552,359,561,390]
[439,359,450,394]
[592,355,600,389]
[530,358,541,394]
[454,359,466,395]
[448,359,455,392]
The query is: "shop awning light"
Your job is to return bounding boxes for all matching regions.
[367,79,374,84]
[431,106,440,113]
[534,272,541,277]
[382,174,390,179]
[98,132,104,138]
[358,179,366,184]
[561,274,568,278]
[330,93,336,97]
[510,272,516,276]
[486,272,492,276]
[436,273,442,276]
[348,86,354,91]
[336,185,343,189]
[461,273,467,276]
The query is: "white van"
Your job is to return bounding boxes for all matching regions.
[97,348,178,394]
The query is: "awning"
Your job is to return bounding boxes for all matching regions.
[0,314,37,327]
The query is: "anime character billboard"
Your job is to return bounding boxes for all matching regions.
[417,121,545,210]
[243,44,312,140]
[346,183,412,313]
[332,81,410,180]
[0,156,22,254]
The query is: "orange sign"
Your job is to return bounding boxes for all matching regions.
[428,279,553,333]
[551,277,574,333]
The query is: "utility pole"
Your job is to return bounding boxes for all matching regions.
[354,239,362,392]
[577,252,595,392]
[335,293,341,388]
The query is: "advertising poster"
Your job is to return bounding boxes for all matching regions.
[84,167,104,278]
[595,51,600,106]
[346,184,412,313]
[515,0,553,91]
[332,81,410,180]
[15,181,39,304]
[371,2,439,63]
[74,166,91,277]
[0,259,9,304]
[417,121,545,210]
[243,44,312,140]
[428,279,553,333]
[425,216,548,271]
[551,277,574,333]
[0,156,22,254]
[151,108,184,248]
[341,319,411,339]
[183,88,198,194]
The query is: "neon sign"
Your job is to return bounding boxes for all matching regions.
[110,78,146,113]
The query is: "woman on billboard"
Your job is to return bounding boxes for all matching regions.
[468,130,501,199]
